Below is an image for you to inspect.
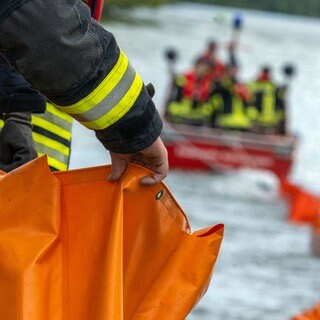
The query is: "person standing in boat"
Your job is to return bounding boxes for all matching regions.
[210,73,252,131]
[198,39,226,81]
[165,57,216,126]
[180,57,215,108]
[209,44,252,132]
[0,0,168,185]
[247,65,287,135]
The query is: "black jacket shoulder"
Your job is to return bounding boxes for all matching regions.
[0,1,30,24]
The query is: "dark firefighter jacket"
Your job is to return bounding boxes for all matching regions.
[0,55,46,114]
[0,0,162,154]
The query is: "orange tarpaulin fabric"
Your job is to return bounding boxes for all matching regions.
[291,303,320,320]
[0,156,223,320]
[280,179,301,198]
[280,180,320,223]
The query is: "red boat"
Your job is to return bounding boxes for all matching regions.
[161,122,297,179]
[161,48,298,178]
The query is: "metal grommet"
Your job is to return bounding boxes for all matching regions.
[155,190,164,200]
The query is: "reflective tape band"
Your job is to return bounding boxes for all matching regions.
[32,116,71,141]
[46,103,73,124]
[80,73,143,130]
[72,63,136,123]
[32,132,70,157]
[0,104,72,172]
[33,142,69,164]
[60,50,129,114]
[34,142,69,168]
[31,103,72,171]
[56,50,143,130]
[37,152,68,171]
[249,82,275,92]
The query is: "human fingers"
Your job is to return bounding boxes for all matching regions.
[138,138,169,185]
[108,152,128,182]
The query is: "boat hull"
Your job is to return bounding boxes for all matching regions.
[162,123,297,179]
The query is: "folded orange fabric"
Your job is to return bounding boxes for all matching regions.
[0,156,223,319]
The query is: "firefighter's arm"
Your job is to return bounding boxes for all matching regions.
[0,0,168,183]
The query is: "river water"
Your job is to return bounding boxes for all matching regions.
[69,3,320,319]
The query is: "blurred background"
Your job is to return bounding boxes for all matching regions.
[70,1,320,319]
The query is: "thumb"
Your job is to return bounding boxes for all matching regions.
[140,172,166,186]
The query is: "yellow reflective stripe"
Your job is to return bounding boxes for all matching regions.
[54,49,143,130]
[211,94,223,111]
[60,50,128,115]
[71,63,137,124]
[249,81,275,92]
[80,73,143,130]
[233,96,246,115]
[0,109,71,172]
[263,92,275,119]
[32,104,72,171]
[38,152,67,171]
[32,116,72,141]
[175,75,186,86]
[46,102,73,123]
[32,132,70,156]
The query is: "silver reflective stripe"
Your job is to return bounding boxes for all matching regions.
[36,111,71,130]
[34,142,69,164]
[72,63,136,123]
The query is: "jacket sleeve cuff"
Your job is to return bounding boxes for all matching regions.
[4,112,33,127]
[95,87,163,154]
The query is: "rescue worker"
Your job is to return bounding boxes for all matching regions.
[0,0,168,185]
[165,57,215,126]
[180,57,214,103]
[256,65,272,82]
[0,54,46,172]
[211,62,252,131]
[247,66,287,134]
[199,40,226,81]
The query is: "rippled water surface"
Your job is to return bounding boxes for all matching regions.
[70,3,320,319]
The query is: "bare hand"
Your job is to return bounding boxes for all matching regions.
[108,137,168,185]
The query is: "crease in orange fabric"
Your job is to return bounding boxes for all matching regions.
[0,156,224,320]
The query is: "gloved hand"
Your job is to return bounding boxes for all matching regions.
[0,112,38,172]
